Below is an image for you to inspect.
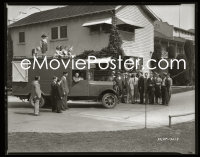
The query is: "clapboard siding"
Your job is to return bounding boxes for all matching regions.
[116,5,154,73]
[10,12,112,57]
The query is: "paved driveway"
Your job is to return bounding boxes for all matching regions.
[7,90,195,133]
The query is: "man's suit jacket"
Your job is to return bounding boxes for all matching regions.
[31,80,41,98]
[147,77,155,92]
[55,83,64,100]
[144,77,148,92]
[51,81,57,98]
[138,76,144,91]
[61,75,69,95]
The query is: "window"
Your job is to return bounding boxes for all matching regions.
[101,24,111,33]
[90,25,101,33]
[51,26,68,39]
[51,27,58,39]
[19,32,25,43]
[60,26,67,38]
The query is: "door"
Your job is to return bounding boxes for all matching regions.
[69,70,89,96]
[12,61,28,82]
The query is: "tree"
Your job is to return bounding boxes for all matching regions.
[167,45,176,59]
[107,24,124,59]
[171,53,190,85]
[184,40,195,85]
[151,43,162,72]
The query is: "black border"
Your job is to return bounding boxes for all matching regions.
[2,0,199,156]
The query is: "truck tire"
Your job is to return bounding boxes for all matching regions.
[29,96,45,108]
[102,93,117,109]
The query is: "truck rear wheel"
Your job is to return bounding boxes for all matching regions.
[29,96,45,108]
[102,93,117,109]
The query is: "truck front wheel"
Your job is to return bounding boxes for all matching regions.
[102,93,117,109]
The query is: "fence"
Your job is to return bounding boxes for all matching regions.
[169,112,194,127]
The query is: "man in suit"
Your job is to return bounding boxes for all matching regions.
[154,73,162,104]
[166,73,173,103]
[30,76,42,116]
[138,71,145,104]
[55,79,64,113]
[114,71,123,102]
[161,72,168,105]
[144,72,149,104]
[61,72,69,110]
[51,76,58,112]
[147,72,155,104]
[132,73,139,103]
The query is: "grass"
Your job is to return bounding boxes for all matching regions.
[8,121,195,154]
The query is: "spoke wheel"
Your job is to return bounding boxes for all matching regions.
[102,93,117,109]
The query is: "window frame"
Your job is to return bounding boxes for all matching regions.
[60,25,68,39]
[51,27,59,40]
[51,25,68,40]
[19,32,25,43]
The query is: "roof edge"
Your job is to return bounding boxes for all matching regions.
[9,6,118,28]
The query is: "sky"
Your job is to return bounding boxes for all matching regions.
[7,4,195,30]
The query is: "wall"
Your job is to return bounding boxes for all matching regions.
[154,20,174,37]
[10,12,112,57]
[116,5,154,73]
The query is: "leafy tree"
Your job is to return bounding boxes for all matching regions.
[184,40,195,85]
[151,43,162,72]
[107,24,124,59]
[171,53,190,85]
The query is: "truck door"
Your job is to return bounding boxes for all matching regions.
[69,70,89,96]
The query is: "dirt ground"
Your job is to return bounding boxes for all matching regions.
[7,121,195,154]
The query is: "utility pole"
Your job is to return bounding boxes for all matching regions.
[179,5,181,37]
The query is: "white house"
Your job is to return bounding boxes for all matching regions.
[9,5,160,73]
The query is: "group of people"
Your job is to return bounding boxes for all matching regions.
[113,71,172,105]
[54,45,73,58]
[30,72,69,116]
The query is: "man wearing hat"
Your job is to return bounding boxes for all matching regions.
[40,33,48,57]
[138,71,144,104]
[161,72,169,105]
[114,71,123,102]
[147,72,155,104]
[122,72,129,103]
[154,72,162,104]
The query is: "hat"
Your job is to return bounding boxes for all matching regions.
[41,34,48,38]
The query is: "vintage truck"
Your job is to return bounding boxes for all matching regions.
[12,56,118,108]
